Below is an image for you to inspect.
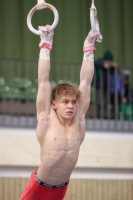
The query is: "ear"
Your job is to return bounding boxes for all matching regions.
[52,100,57,110]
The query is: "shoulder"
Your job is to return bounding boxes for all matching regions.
[36,107,56,144]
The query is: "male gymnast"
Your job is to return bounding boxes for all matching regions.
[19,25,99,200]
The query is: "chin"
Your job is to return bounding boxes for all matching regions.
[65,116,73,119]
[65,114,75,119]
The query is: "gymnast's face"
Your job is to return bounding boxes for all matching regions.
[52,94,78,119]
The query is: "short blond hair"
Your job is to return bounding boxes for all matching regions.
[52,83,81,101]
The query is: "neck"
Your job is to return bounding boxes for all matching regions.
[56,112,72,127]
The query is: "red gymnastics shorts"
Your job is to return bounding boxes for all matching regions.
[19,169,69,200]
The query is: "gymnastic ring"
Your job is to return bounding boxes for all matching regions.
[27,3,59,35]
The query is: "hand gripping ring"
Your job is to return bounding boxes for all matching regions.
[27,2,59,35]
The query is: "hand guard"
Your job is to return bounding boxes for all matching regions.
[38,25,54,50]
[83,30,100,61]
[83,30,100,52]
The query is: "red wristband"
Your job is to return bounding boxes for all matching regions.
[39,42,52,50]
[83,45,96,52]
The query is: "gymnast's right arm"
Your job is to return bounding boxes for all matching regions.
[36,25,54,122]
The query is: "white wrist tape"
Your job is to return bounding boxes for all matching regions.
[39,48,50,60]
[83,51,94,61]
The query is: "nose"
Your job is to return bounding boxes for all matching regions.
[68,102,73,109]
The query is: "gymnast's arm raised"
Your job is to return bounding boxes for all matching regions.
[36,26,54,133]
[79,30,100,116]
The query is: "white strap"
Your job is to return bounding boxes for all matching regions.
[37,0,45,3]
[90,0,103,42]
[37,0,47,10]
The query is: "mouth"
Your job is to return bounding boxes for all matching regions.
[66,111,73,114]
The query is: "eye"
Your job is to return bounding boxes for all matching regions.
[63,100,68,104]
[72,101,77,104]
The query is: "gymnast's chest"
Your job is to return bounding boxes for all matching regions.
[44,126,81,152]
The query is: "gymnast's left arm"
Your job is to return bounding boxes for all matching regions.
[79,30,100,116]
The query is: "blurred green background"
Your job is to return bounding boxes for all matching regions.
[0,0,133,88]
[0,0,133,66]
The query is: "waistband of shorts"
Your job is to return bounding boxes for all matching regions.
[35,171,68,189]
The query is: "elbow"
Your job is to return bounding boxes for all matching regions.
[81,77,93,86]
[80,80,90,89]
[38,76,46,83]
[38,76,49,85]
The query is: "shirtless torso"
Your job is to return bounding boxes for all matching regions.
[37,105,85,185]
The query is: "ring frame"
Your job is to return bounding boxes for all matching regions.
[27,3,59,35]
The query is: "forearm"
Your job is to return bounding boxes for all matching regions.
[79,30,100,114]
[80,30,99,85]
[80,60,94,85]
[36,48,51,118]
[80,52,94,85]
[38,48,50,83]
[37,25,54,83]
[79,54,94,114]
[79,59,94,115]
